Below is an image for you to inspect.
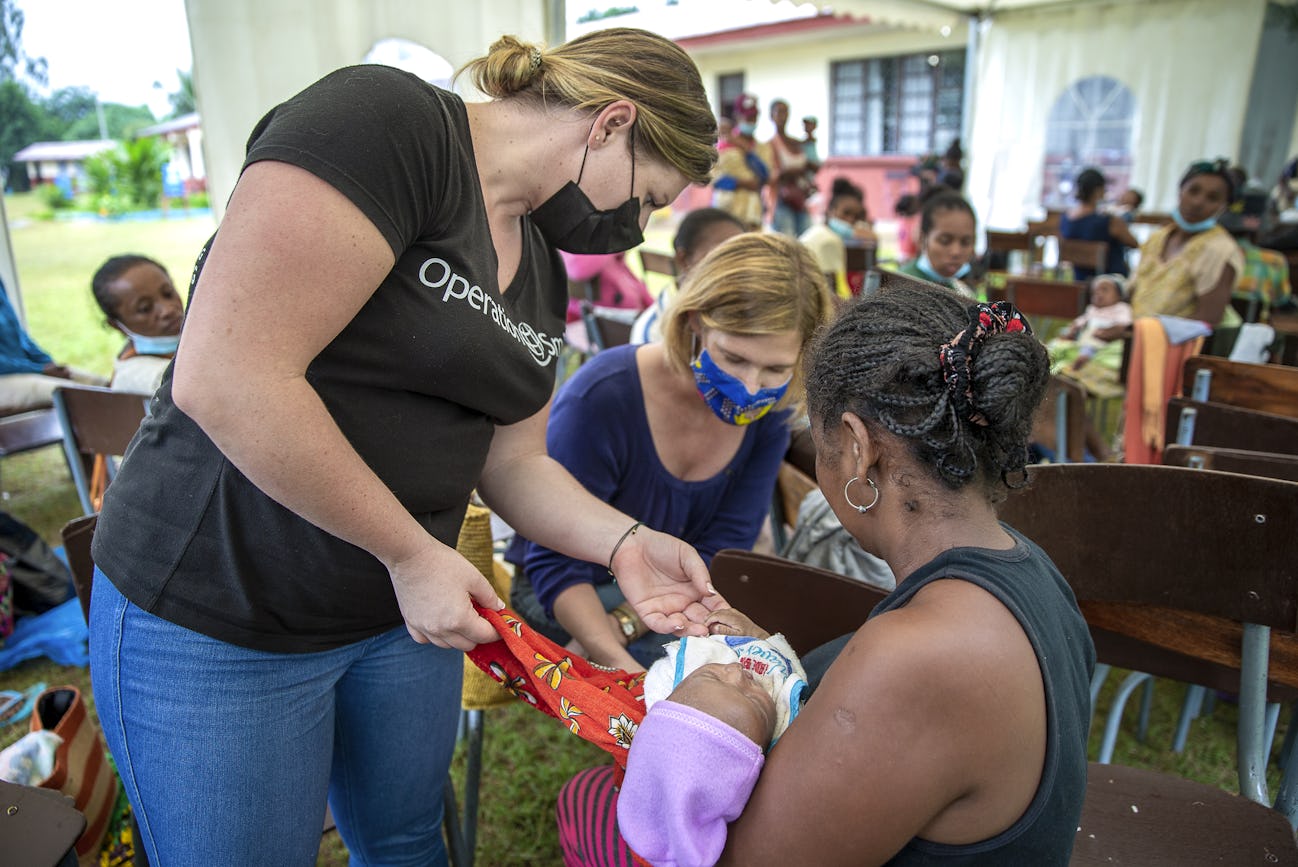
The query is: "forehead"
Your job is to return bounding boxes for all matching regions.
[1184,174,1229,196]
[929,209,975,234]
[708,327,804,362]
[108,262,171,295]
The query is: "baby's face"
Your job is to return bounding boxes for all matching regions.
[1091,279,1120,308]
[671,662,777,747]
[1117,191,1139,210]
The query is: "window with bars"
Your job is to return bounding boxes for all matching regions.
[1041,76,1136,209]
[717,72,745,121]
[830,50,965,157]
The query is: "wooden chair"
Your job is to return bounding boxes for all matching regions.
[1132,212,1174,227]
[1032,375,1088,463]
[578,301,635,354]
[1181,356,1298,419]
[1165,398,1298,457]
[0,407,65,491]
[709,549,886,657]
[1003,277,1089,322]
[52,386,150,515]
[997,463,1298,860]
[986,229,1034,256]
[638,249,677,281]
[1163,444,1298,482]
[1058,238,1108,276]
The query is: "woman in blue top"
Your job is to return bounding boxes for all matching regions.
[509,232,834,672]
[1059,167,1140,280]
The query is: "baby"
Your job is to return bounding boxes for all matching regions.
[642,608,807,748]
[620,609,807,866]
[1058,273,1133,370]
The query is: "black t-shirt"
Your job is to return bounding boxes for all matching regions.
[92,66,568,652]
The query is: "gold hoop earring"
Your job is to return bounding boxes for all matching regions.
[844,476,880,513]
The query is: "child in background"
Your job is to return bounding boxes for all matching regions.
[1051,273,1133,372]
[1114,188,1144,223]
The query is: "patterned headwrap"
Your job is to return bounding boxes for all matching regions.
[938,301,1033,427]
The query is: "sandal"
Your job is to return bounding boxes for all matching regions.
[0,681,47,726]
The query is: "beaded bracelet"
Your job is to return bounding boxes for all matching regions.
[606,521,644,578]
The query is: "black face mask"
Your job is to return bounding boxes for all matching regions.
[530,122,644,254]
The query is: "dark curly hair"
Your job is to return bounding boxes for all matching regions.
[91,254,170,323]
[805,285,1048,491]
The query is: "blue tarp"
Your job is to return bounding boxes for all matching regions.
[0,598,88,671]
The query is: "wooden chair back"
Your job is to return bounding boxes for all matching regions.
[59,513,97,625]
[1181,356,1298,419]
[985,229,1034,254]
[1132,211,1174,226]
[1163,445,1298,483]
[845,245,875,275]
[52,386,150,515]
[578,301,634,353]
[1032,375,1088,463]
[709,549,887,657]
[1058,238,1108,275]
[638,249,678,280]
[1164,398,1298,456]
[0,408,63,458]
[1004,277,1089,321]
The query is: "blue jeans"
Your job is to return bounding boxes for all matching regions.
[89,569,462,866]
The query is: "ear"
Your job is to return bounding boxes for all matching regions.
[590,100,638,147]
[840,412,879,478]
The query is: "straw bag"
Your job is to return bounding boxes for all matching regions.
[457,503,515,711]
[30,686,118,866]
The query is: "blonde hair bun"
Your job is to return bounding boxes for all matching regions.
[471,35,545,98]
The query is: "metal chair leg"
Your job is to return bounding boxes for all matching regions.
[1099,671,1154,764]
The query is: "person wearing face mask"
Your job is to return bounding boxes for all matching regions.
[898,192,979,299]
[507,233,834,673]
[630,206,746,345]
[1128,159,1243,326]
[90,255,185,394]
[800,177,878,298]
[84,28,726,866]
[711,94,769,230]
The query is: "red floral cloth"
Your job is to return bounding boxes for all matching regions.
[466,604,647,768]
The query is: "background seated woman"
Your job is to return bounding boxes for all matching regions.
[897,192,979,298]
[572,287,1094,866]
[507,233,834,672]
[90,255,186,393]
[1128,159,1243,328]
[1060,167,1139,281]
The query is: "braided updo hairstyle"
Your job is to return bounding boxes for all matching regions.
[459,28,718,186]
[805,286,1048,491]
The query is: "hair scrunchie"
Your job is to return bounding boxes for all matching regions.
[938,301,1033,426]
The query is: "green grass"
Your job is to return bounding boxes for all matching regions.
[0,192,1279,865]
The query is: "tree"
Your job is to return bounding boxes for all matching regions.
[65,102,155,141]
[0,0,45,84]
[168,70,195,118]
[0,79,53,191]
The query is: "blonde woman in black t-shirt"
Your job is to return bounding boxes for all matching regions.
[87,28,725,866]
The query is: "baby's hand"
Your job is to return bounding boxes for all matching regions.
[705,608,769,640]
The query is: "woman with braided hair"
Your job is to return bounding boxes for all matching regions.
[614,286,1095,866]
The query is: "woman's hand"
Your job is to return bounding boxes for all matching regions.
[610,526,726,636]
[387,539,504,651]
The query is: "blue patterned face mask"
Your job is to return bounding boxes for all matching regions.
[691,349,789,426]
